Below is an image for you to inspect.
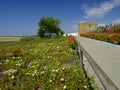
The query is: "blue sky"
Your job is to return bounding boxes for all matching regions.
[0,0,120,35]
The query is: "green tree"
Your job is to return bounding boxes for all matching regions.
[37,28,45,38]
[38,16,64,38]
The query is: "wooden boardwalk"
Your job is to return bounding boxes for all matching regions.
[76,36,120,90]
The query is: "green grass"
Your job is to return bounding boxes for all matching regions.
[0,37,92,90]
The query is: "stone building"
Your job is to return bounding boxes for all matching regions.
[78,22,98,35]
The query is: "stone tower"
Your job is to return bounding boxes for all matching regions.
[78,22,98,35]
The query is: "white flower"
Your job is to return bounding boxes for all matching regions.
[12,57,15,59]
[61,78,64,82]
[32,73,35,76]
[34,70,37,74]
[20,59,23,61]
[12,69,17,73]
[44,66,47,69]
[55,69,59,73]
[40,71,44,75]
[34,61,37,64]
[17,56,21,59]
[16,63,21,67]
[57,63,60,65]
[6,60,9,62]
[52,69,55,72]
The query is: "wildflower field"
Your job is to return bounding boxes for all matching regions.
[0,37,91,90]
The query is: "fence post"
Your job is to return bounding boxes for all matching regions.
[75,42,78,56]
[80,49,83,69]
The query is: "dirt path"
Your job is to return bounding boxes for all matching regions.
[0,36,22,42]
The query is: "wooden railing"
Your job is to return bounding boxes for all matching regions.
[75,37,119,90]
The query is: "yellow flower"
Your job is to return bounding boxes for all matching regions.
[62,67,65,70]
[53,78,55,80]
[83,85,87,89]
[52,69,55,72]
[11,75,14,79]
[63,85,67,89]
[26,73,29,75]
[32,66,35,68]
[49,80,52,83]
[74,69,76,72]
[69,66,71,69]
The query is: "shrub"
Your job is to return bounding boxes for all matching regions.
[80,26,120,45]
[20,36,38,41]
[68,35,76,49]
[109,25,120,33]
[11,48,21,57]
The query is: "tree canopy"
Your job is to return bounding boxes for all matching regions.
[37,16,64,38]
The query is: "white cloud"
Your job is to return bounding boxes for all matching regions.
[97,18,120,27]
[112,18,120,24]
[78,20,88,23]
[83,0,120,19]
[98,23,105,27]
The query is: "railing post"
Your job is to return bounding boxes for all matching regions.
[75,42,78,56]
[80,49,83,69]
